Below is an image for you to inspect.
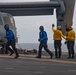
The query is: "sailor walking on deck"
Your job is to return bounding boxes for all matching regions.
[4,24,19,58]
[36,26,53,58]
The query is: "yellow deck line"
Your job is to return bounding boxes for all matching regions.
[19,57,76,65]
[0,55,76,65]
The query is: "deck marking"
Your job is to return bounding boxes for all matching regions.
[0,55,76,65]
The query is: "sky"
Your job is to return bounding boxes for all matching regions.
[0,0,76,43]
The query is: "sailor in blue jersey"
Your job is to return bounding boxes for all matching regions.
[4,24,19,58]
[36,26,53,58]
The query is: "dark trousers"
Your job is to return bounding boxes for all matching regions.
[38,42,53,57]
[6,40,19,56]
[67,41,75,57]
[54,40,61,58]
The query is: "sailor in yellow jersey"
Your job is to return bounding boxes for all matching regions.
[52,24,66,58]
[65,27,75,59]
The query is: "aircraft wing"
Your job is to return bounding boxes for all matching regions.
[0,1,60,16]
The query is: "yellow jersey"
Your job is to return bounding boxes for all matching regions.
[52,27,65,40]
[66,30,75,41]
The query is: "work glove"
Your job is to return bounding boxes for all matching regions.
[38,39,42,42]
[52,24,55,27]
[64,42,67,44]
[4,36,7,38]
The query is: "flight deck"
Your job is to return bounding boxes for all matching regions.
[0,53,76,75]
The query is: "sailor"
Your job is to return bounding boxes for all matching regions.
[65,26,75,58]
[52,24,66,58]
[36,26,53,58]
[4,24,19,58]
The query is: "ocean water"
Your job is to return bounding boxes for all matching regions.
[16,43,76,52]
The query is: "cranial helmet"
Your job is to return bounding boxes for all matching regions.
[57,26,61,29]
[39,26,44,31]
[4,24,9,30]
